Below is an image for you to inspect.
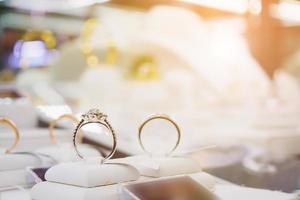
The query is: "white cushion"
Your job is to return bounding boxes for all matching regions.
[113,155,201,177]
[45,162,139,187]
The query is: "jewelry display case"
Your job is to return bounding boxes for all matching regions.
[1,0,300,199]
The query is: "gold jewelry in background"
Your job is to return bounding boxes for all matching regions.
[23,30,56,49]
[138,114,181,156]
[80,18,118,66]
[49,114,83,144]
[129,55,160,80]
[0,69,15,82]
[73,109,117,163]
[0,118,20,154]
[105,41,118,65]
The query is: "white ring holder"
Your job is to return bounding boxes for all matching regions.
[31,109,139,200]
[115,114,201,177]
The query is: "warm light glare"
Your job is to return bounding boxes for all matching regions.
[66,0,110,8]
[275,1,300,23]
[9,40,52,69]
[21,41,47,58]
[248,0,262,15]
[179,0,249,14]
[8,0,110,11]
[87,55,99,66]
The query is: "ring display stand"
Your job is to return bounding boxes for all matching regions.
[31,109,139,200]
[117,114,201,177]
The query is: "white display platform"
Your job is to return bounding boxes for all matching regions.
[0,172,296,200]
[45,162,139,187]
[30,172,225,200]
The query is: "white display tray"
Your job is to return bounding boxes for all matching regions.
[30,172,298,200]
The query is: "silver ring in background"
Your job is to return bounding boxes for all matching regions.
[138,114,181,156]
[73,109,117,164]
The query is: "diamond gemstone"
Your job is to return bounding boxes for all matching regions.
[82,108,106,121]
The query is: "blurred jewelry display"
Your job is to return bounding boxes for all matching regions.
[129,54,160,81]
[0,117,20,154]
[80,18,118,66]
[138,114,181,156]
[22,30,56,49]
[19,30,57,69]
[73,108,116,163]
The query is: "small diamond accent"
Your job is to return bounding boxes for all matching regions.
[82,108,107,121]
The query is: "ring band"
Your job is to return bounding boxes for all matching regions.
[73,109,117,163]
[138,114,181,156]
[49,114,82,144]
[0,118,20,154]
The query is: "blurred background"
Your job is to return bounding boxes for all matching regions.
[0,0,300,194]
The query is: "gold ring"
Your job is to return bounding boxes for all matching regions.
[73,109,117,163]
[138,114,181,156]
[0,118,20,154]
[49,114,82,144]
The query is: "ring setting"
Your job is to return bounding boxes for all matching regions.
[73,109,116,163]
[82,109,107,122]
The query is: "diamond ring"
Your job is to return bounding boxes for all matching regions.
[73,109,117,163]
